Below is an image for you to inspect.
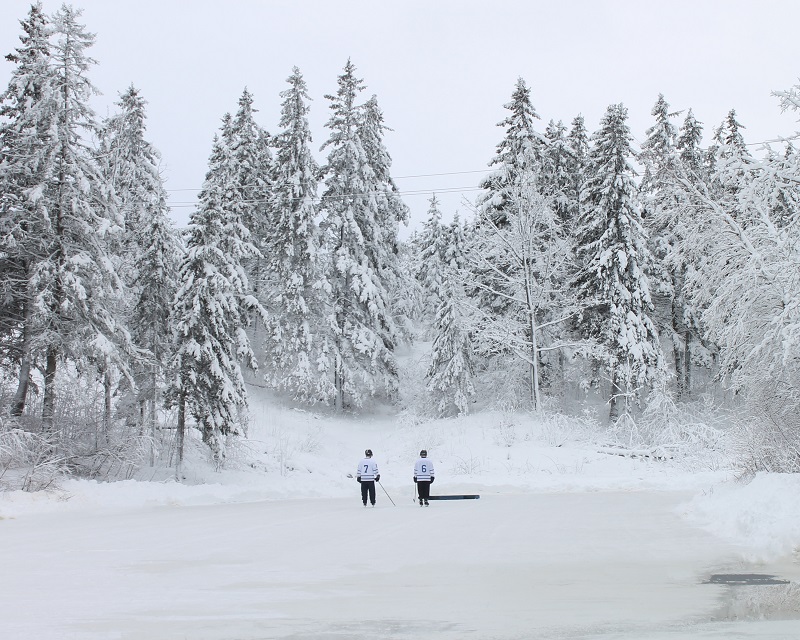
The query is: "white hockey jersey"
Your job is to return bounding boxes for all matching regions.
[414,458,435,481]
[357,458,379,481]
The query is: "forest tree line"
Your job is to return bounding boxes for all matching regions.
[2,4,799,474]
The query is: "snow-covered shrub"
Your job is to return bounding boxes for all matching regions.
[0,418,65,491]
[492,413,517,447]
[602,389,730,469]
[537,410,601,447]
[451,451,482,476]
[733,383,800,476]
[63,427,153,481]
[473,356,533,412]
[396,348,436,418]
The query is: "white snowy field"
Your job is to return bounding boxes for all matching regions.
[2,388,800,639]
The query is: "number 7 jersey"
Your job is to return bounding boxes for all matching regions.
[357,458,379,481]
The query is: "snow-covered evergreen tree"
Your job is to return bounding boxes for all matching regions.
[543,119,579,229]
[472,78,549,326]
[263,67,332,403]
[638,94,696,398]
[427,275,474,416]
[170,120,267,465]
[416,194,448,319]
[103,85,183,434]
[99,84,182,440]
[319,60,400,409]
[359,94,411,342]
[708,109,754,220]
[575,104,663,419]
[639,94,679,206]
[677,109,706,182]
[0,5,129,428]
[477,77,547,228]
[227,88,272,307]
[0,3,56,416]
[567,114,589,218]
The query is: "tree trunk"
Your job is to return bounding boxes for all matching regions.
[609,369,622,421]
[103,360,112,447]
[529,312,541,412]
[672,268,691,400]
[673,336,685,400]
[175,392,185,481]
[149,367,157,467]
[334,352,344,412]
[683,336,691,398]
[42,346,58,432]
[10,294,33,417]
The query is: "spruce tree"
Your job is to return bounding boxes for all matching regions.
[227,88,272,307]
[171,120,267,465]
[566,114,590,227]
[359,94,411,342]
[319,60,399,409]
[425,212,475,415]
[427,272,475,416]
[677,109,705,182]
[477,77,547,228]
[575,104,663,419]
[709,109,755,223]
[471,79,547,322]
[1,5,128,428]
[0,3,56,416]
[639,94,694,399]
[543,119,578,228]
[416,194,447,319]
[264,67,332,403]
[99,85,182,440]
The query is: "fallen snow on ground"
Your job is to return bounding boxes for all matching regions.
[681,472,800,562]
[1,389,799,561]
[1,389,800,639]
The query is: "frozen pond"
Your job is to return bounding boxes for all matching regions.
[1,490,799,639]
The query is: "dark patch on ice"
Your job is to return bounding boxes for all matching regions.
[704,573,790,585]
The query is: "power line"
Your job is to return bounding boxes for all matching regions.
[166,185,484,208]
[164,168,494,193]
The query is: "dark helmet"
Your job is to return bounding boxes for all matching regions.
[419,449,427,457]
[365,449,373,457]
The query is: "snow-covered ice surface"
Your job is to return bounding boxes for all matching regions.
[1,391,800,639]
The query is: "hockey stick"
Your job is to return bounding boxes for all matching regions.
[378,480,396,506]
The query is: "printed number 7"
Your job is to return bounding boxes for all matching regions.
[364,465,369,473]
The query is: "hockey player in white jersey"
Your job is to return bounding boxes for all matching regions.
[413,449,435,506]
[356,449,380,507]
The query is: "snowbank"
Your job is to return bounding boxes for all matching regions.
[681,472,800,561]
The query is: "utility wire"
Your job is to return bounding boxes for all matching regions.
[166,185,485,208]
[164,168,495,194]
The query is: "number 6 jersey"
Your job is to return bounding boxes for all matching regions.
[414,458,435,481]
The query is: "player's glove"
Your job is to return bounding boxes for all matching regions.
[375,475,380,482]
[356,477,361,483]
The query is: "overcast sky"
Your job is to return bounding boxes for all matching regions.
[4,0,800,234]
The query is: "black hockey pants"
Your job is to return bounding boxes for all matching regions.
[361,480,376,505]
[417,480,432,502]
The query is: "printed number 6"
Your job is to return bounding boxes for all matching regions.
[421,464,426,473]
